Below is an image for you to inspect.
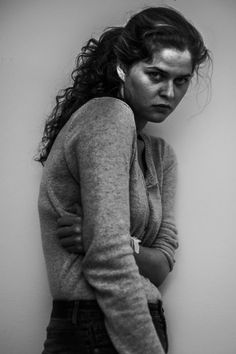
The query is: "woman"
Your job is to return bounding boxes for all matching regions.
[36,6,211,354]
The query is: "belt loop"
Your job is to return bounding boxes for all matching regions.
[72,300,80,325]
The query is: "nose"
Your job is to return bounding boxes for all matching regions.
[159,80,175,99]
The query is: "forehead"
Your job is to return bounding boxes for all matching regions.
[144,48,193,76]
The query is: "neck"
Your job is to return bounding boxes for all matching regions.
[135,117,147,134]
[116,91,147,133]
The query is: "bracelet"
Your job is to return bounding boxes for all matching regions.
[130,236,141,254]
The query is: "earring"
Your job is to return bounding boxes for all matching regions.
[117,66,125,82]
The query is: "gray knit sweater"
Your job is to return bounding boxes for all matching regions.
[38,97,178,354]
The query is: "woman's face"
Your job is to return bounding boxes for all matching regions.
[122,48,193,131]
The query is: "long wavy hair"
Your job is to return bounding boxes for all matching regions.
[35,6,211,164]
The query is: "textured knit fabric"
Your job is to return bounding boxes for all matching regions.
[38,97,178,354]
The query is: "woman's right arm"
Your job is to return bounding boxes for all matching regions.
[64,98,164,354]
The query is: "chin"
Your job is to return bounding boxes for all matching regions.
[149,114,169,123]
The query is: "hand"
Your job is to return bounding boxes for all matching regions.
[56,215,84,255]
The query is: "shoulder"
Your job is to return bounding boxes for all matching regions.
[69,97,135,133]
[85,97,133,115]
[64,97,136,156]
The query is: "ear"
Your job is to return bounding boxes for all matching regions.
[116,65,126,82]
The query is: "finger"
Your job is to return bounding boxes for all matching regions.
[57,215,81,227]
[56,224,81,238]
[56,226,74,238]
[59,236,75,247]
[59,235,82,247]
[59,236,81,247]
[66,246,85,255]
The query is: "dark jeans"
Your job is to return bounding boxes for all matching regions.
[42,300,168,354]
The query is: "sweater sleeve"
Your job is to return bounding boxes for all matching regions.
[152,141,179,270]
[65,98,164,354]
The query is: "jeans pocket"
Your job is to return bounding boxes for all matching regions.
[43,318,89,354]
[151,310,169,353]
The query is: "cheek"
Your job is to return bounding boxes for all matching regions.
[176,86,189,103]
[124,73,154,107]
[130,76,152,97]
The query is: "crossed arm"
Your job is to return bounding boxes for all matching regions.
[57,143,178,289]
[57,215,170,288]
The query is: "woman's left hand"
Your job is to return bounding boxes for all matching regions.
[56,215,84,254]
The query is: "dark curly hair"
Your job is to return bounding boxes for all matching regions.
[35,6,211,164]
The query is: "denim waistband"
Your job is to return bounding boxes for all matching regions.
[52,299,163,322]
[49,299,168,353]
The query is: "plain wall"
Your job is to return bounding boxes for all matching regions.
[1,0,236,353]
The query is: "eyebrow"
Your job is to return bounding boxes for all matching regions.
[145,66,192,78]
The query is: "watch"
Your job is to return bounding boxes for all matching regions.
[130,236,141,254]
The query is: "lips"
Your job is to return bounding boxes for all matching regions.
[155,104,171,109]
[152,104,171,112]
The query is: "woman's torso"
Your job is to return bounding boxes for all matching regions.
[38,97,166,302]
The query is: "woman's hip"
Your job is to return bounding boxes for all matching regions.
[42,299,168,353]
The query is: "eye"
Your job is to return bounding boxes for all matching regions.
[174,76,191,86]
[147,71,163,82]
